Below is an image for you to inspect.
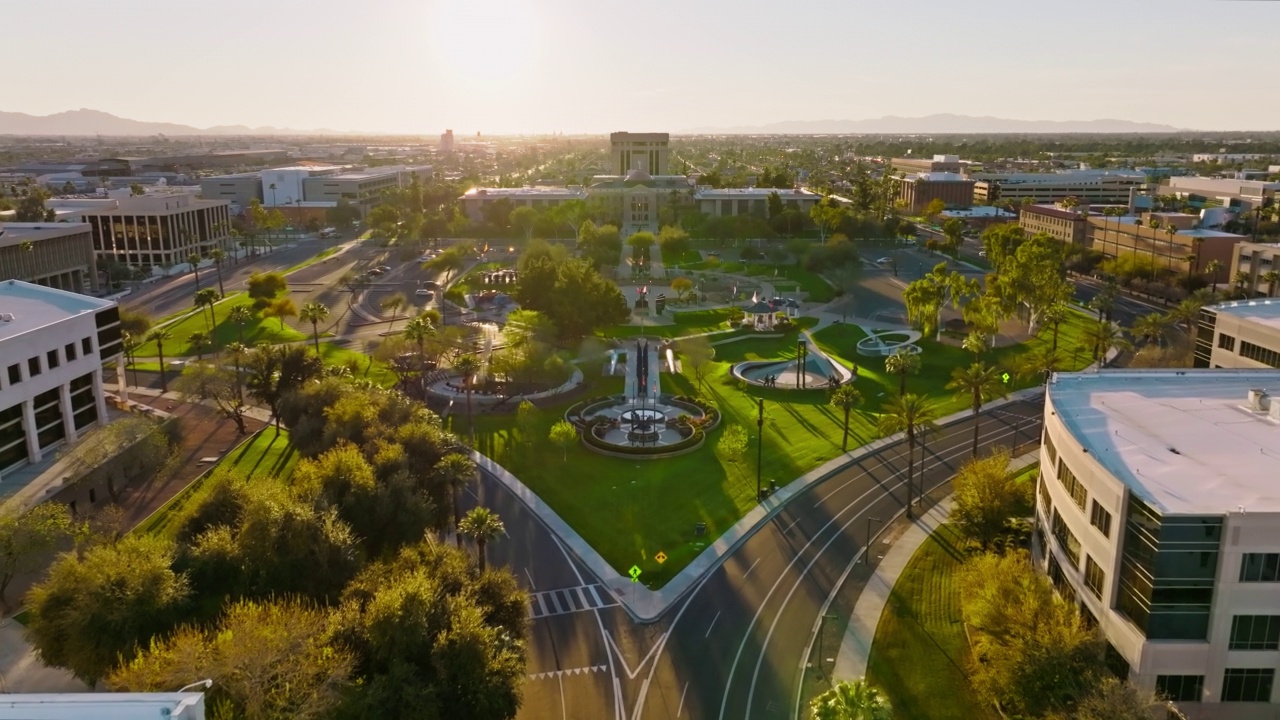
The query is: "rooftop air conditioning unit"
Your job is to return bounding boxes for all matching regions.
[0,313,14,323]
[1272,401,1280,422]
[1248,388,1270,412]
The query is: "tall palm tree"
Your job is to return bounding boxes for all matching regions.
[1040,302,1069,353]
[1204,259,1224,294]
[1015,345,1062,386]
[1261,270,1280,298]
[946,362,1006,459]
[459,506,505,573]
[187,252,203,292]
[809,678,893,720]
[1083,320,1132,365]
[188,330,211,360]
[147,327,173,393]
[1131,312,1170,348]
[228,305,252,345]
[208,248,227,296]
[226,341,247,403]
[876,393,938,518]
[194,287,220,331]
[380,292,408,333]
[1233,270,1253,297]
[403,315,436,396]
[435,453,477,548]
[1163,225,1178,281]
[453,354,482,444]
[829,384,863,453]
[884,348,921,395]
[1166,297,1204,339]
[300,302,330,355]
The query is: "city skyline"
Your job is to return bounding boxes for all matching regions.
[5,0,1279,134]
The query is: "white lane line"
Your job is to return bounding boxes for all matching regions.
[782,516,802,533]
[558,673,567,720]
[677,681,690,718]
[524,567,536,590]
[742,557,761,579]
[705,611,720,638]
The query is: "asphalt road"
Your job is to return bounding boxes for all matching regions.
[469,398,1045,720]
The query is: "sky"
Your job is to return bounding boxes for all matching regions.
[5,0,1279,134]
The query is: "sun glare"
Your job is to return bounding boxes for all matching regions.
[431,1,538,92]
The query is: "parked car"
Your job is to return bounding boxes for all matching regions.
[367,268,384,276]
[419,280,441,290]
[876,257,892,264]
[415,289,434,299]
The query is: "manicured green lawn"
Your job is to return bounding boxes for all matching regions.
[606,308,740,339]
[134,429,297,541]
[866,523,993,720]
[662,248,702,266]
[315,342,398,388]
[741,264,835,302]
[135,295,307,357]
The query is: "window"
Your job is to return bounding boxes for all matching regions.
[1043,430,1058,467]
[46,349,59,369]
[6,364,19,385]
[27,356,41,377]
[1084,555,1105,599]
[1240,553,1280,582]
[64,343,76,362]
[1218,333,1236,351]
[1056,459,1087,510]
[1038,475,1051,517]
[1230,616,1280,651]
[1239,340,1280,368]
[1156,675,1203,703]
[1090,500,1112,538]
[1222,668,1274,703]
[1051,509,1081,567]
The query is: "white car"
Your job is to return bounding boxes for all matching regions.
[876,257,892,264]
[415,289,434,299]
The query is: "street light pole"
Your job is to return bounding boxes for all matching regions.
[756,398,765,502]
[866,517,882,564]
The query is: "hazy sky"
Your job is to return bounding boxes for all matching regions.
[7,0,1278,134]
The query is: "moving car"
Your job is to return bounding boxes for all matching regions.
[876,257,892,264]
[415,289,434,299]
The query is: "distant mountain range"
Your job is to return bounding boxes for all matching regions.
[682,114,1187,134]
[0,108,344,136]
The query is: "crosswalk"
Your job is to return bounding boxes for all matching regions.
[529,584,619,619]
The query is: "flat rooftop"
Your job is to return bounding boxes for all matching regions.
[692,188,819,198]
[0,279,113,343]
[1212,298,1280,334]
[0,222,90,248]
[462,187,588,198]
[1049,369,1280,515]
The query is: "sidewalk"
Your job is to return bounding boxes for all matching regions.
[0,619,87,693]
[832,450,1040,680]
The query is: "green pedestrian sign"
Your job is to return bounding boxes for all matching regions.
[1001,372,1011,384]
[629,565,642,582]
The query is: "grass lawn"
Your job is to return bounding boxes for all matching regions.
[134,428,298,541]
[316,342,398,388]
[740,263,835,302]
[606,308,740,339]
[662,248,702,266]
[135,295,307,357]
[866,523,992,720]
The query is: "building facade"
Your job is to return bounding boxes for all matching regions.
[80,194,232,270]
[1230,242,1280,297]
[894,173,975,214]
[0,223,98,293]
[459,186,590,223]
[1193,299,1280,370]
[1039,369,1280,719]
[610,132,669,175]
[692,187,820,218]
[1085,213,1244,285]
[890,154,963,175]
[302,165,432,214]
[198,172,265,212]
[1166,177,1279,214]
[0,280,119,475]
[973,171,1147,205]
[1020,204,1093,246]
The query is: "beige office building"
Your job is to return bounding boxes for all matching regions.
[1231,241,1280,297]
[973,171,1146,205]
[894,173,975,214]
[611,132,669,175]
[1193,299,1280,369]
[891,154,962,175]
[1020,204,1093,246]
[1039,369,1280,719]
[1085,213,1244,284]
[302,165,432,214]
[80,194,232,270]
[0,223,98,293]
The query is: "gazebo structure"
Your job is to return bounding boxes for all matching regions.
[742,300,777,329]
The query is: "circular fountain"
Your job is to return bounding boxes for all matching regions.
[731,344,853,389]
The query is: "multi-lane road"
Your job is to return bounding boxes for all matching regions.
[465,399,1045,720]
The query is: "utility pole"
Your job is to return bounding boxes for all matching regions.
[756,398,765,502]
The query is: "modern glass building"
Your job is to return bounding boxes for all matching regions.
[1038,369,1280,719]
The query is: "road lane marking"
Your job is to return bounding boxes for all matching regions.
[526,664,608,680]
[604,629,669,680]
[528,584,620,619]
[782,516,802,533]
[705,611,720,638]
[524,567,536,590]
[742,557,761,578]
[677,681,689,718]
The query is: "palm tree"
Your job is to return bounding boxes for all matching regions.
[453,353,482,444]
[1261,270,1280,298]
[208,248,227,296]
[228,305,252,345]
[404,315,436,396]
[961,331,988,360]
[946,362,1006,459]
[1204,259,1224,294]
[226,341,247,403]
[809,678,892,720]
[829,384,863,453]
[459,506,505,573]
[188,330,211,360]
[147,327,173,393]
[435,453,477,548]
[1015,345,1062,386]
[1131,312,1170,348]
[1083,320,1132,365]
[300,302,330,355]
[194,287,220,331]
[187,252,203,292]
[1233,271,1253,297]
[884,348,921,395]
[380,292,408,333]
[876,393,938,518]
[1166,297,1204,338]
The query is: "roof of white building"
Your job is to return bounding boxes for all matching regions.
[1048,369,1280,515]
[941,206,1015,219]
[0,222,90,249]
[0,279,114,343]
[904,172,970,182]
[1211,298,1280,334]
[0,692,204,720]
[692,188,820,199]
[462,186,588,199]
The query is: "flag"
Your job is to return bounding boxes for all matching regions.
[751,290,758,303]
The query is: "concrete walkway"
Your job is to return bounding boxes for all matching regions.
[832,450,1040,680]
[0,619,87,693]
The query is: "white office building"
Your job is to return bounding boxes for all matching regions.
[0,280,120,475]
[1038,369,1280,719]
[0,693,205,720]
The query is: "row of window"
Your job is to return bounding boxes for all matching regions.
[1238,340,1280,368]
[1240,553,1280,582]
[1218,333,1237,351]
[1157,668,1275,703]
[1056,458,1087,510]
[3,337,95,389]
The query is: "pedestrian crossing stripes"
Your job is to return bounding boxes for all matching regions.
[528,584,619,619]
[527,665,607,681]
